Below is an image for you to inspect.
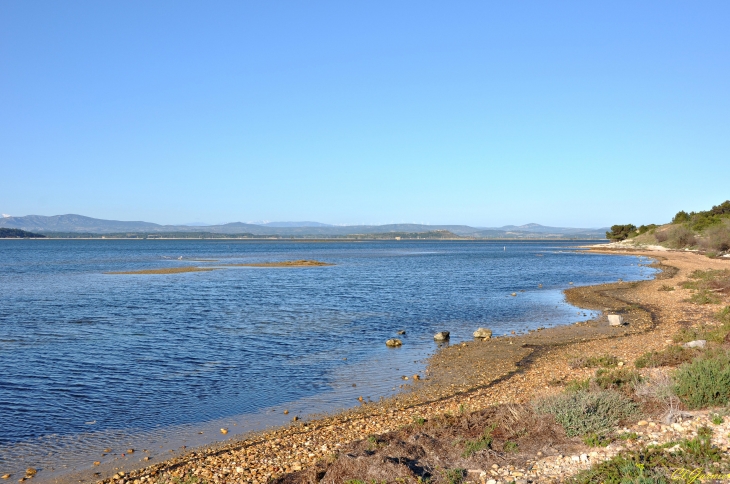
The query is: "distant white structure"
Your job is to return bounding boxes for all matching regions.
[1,214,11,218]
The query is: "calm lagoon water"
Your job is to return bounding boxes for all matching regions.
[0,240,656,477]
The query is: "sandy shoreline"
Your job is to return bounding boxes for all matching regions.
[34,248,729,484]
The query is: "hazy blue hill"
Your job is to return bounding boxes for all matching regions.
[0,214,608,239]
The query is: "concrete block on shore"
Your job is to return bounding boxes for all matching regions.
[608,314,624,326]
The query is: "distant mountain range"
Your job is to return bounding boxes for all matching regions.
[0,214,609,239]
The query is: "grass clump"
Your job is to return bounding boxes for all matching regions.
[565,378,591,393]
[503,440,519,453]
[635,346,696,368]
[533,390,638,437]
[674,350,730,409]
[582,432,611,447]
[412,416,426,426]
[711,413,725,425]
[658,284,675,291]
[688,290,722,305]
[569,354,619,369]
[462,423,496,457]
[442,469,465,484]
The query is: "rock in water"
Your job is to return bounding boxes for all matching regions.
[683,340,707,349]
[385,338,403,347]
[433,331,450,341]
[608,314,624,326]
[397,330,406,335]
[473,328,492,339]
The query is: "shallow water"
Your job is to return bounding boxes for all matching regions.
[0,240,656,477]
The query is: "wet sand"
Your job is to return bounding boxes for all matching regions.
[39,249,729,483]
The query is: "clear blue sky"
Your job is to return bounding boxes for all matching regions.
[1,1,728,227]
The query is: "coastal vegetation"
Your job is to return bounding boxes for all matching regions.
[610,200,730,256]
[0,228,45,238]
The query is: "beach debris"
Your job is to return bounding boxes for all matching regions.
[103,448,111,453]
[127,448,134,453]
[511,292,517,296]
[1,474,10,479]
[220,428,228,434]
[413,374,420,380]
[608,314,625,326]
[473,328,493,339]
[93,461,100,466]
[433,331,450,341]
[402,375,408,380]
[24,469,36,477]
[397,330,406,335]
[683,339,707,349]
[292,416,299,421]
[385,338,403,347]
[283,409,289,414]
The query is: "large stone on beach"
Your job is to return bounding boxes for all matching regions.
[385,338,402,347]
[608,314,624,326]
[473,328,493,339]
[433,331,450,341]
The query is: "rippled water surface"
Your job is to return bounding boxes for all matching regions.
[0,240,656,477]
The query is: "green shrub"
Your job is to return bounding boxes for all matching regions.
[582,433,611,447]
[606,224,637,241]
[565,378,591,392]
[593,368,642,391]
[711,413,724,425]
[569,427,729,484]
[533,390,638,437]
[635,346,696,368]
[674,350,730,409]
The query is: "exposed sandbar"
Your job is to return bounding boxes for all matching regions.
[106,267,218,275]
[223,259,334,267]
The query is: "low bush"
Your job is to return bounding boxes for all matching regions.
[593,368,642,392]
[569,426,729,484]
[667,225,696,248]
[705,222,730,253]
[582,433,611,447]
[533,390,638,437]
[635,346,696,368]
[568,355,618,369]
[673,350,730,409]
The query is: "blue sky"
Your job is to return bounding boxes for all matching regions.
[1,1,728,227]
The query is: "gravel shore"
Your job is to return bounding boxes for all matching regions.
[43,248,729,484]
